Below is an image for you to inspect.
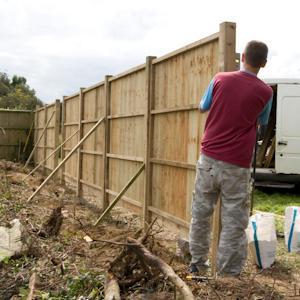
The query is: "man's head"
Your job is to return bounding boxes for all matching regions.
[242,41,268,72]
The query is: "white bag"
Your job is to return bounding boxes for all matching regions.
[284,206,300,252]
[246,213,277,269]
[0,219,23,262]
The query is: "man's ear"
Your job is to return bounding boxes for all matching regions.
[260,59,267,68]
[241,53,245,63]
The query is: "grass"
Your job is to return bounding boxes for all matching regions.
[253,188,300,234]
[254,188,300,215]
[253,188,300,274]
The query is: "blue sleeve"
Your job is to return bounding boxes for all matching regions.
[199,79,214,111]
[258,97,273,125]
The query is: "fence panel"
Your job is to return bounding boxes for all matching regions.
[80,84,106,202]
[107,67,147,212]
[149,36,220,226]
[34,100,60,173]
[38,22,237,230]
[0,110,33,161]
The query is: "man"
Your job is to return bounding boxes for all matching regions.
[189,41,273,277]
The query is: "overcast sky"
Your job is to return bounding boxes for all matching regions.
[1,0,299,103]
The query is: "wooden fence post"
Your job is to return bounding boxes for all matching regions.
[54,99,61,171]
[103,75,112,209]
[143,56,156,227]
[43,106,48,175]
[60,96,66,184]
[211,21,236,276]
[76,88,84,197]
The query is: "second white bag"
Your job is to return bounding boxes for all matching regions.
[285,206,300,253]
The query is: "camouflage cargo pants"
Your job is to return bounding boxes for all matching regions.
[189,154,251,276]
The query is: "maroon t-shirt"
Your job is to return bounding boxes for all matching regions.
[201,71,273,168]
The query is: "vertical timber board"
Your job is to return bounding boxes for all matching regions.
[143,56,156,225]
[33,105,40,165]
[54,99,61,170]
[43,106,48,175]
[211,21,236,276]
[103,76,112,209]
[77,88,84,197]
[60,97,66,183]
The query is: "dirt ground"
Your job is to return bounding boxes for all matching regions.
[0,160,299,299]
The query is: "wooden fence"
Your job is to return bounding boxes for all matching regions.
[0,109,33,161]
[33,100,61,174]
[34,22,239,229]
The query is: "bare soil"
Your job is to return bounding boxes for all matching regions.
[0,160,299,299]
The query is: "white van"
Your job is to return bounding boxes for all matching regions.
[255,79,300,187]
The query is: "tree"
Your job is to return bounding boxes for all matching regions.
[0,72,43,110]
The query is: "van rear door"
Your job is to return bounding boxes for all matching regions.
[276,84,300,174]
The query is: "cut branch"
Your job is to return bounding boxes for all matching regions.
[104,271,121,300]
[109,218,156,270]
[127,237,195,300]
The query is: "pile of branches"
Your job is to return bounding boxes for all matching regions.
[104,218,195,300]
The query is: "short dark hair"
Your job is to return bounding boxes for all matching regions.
[244,41,268,68]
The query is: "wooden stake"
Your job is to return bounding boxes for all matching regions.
[23,129,79,180]
[27,117,105,202]
[264,136,276,168]
[143,56,156,228]
[94,163,145,226]
[23,119,34,153]
[211,21,236,277]
[60,96,66,183]
[53,99,61,170]
[42,106,48,175]
[24,110,55,169]
[26,272,36,300]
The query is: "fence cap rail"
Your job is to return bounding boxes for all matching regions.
[61,32,219,98]
[82,81,105,93]
[108,63,146,82]
[64,93,80,101]
[153,32,219,65]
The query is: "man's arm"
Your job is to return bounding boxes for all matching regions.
[258,96,273,125]
[199,79,214,113]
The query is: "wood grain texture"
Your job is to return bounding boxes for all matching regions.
[108,69,147,207]
[151,40,218,221]
[64,95,79,181]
